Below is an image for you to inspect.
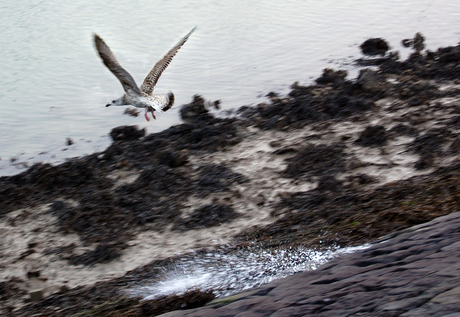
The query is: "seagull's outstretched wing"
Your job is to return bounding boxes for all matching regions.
[140,27,197,95]
[94,34,142,95]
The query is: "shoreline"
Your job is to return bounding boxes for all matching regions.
[2,34,460,315]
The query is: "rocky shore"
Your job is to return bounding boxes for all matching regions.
[162,211,460,316]
[2,34,460,316]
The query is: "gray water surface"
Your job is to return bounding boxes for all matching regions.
[1,0,459,175]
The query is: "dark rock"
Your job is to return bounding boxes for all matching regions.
[389,124,419,137]
[315,68,347,85]
[26,271,40,279]
[402,39,412,48]
[66,243,123,266]
[356,51,400,67]
[355,125,387,147]
[29,290,43,302]
[415,153,434,170]
[205,99,221,110]
[267,91,279,99]
[402,32,425,52]
[316,176,343,192]
[0,278,26,302]
[269,140,282,148]
[10,161,95,192]
[360,38,390,56]
[247,84,374,131]
[346,158,366,170]
[139,290,215,315]
[357,69,385,91]
[283,143,347,179]
[272,147,298,155]
[176,203,239,230]
[437,46,460,65]
[180,95,214,123]
[450,137,460,153]
[324,96,375,119]
[197,164,248,193]
[345,174,377,187]
[109,125,146,142]
[158,149,189,168]
[18,249,35,260]
[409,133,445,155]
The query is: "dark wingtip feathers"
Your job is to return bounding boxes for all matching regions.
[93,33,103,49]
[93,33,107,61]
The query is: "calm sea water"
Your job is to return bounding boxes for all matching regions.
[1,0,459,176]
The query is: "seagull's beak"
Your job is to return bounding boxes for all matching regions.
[106,104,111,107]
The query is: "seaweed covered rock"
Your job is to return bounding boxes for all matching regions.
[175,203,239,230]
[315,68,348,86]
[355,125,388,147]
[109,125,146,142]
[180,95,214,123]
[402,32,425,52]
[360,38,389,56]
[283,143,348,180]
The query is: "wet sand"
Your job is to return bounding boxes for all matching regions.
[2,34,460,315]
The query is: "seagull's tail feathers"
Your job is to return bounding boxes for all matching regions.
[150,92,175,113]
[162,92,175,112]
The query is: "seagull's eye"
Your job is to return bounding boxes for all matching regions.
[112,100,116,103]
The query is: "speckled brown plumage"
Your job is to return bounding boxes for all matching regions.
[94,27,196,121]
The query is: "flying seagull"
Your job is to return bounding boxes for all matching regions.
[94,27,196,121]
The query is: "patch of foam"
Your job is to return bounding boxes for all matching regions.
[129,244,370,301]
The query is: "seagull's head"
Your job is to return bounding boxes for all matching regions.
[106,96,125,107]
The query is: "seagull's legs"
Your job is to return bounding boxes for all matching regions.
[144,109,151,122]
[143,107,156,121]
